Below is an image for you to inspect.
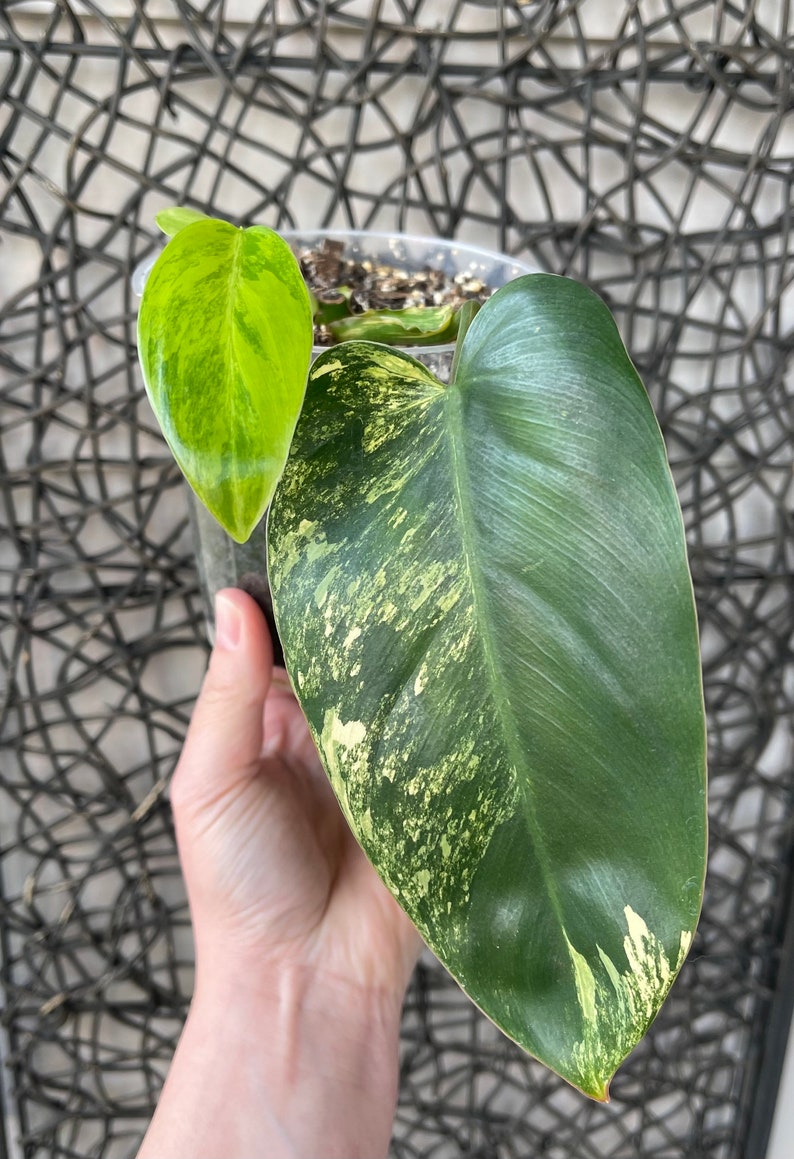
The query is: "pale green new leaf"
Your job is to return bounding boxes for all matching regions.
[138,218,312,541]
[268,273,707,1099]
[155,206,210,237]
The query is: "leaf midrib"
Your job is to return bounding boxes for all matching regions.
[442,379,569,937]
[223,229,246,533]
[225,229,244,426]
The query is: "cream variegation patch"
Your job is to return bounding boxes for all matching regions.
[565,906,693,1099]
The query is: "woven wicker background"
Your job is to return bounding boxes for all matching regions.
[1,2,793,1157]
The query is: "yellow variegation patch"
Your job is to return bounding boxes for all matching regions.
[566,908,693,1099]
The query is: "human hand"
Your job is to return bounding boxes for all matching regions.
[139,588,422,1159]
[172,586,421,995]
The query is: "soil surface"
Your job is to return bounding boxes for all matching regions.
[294,238,495,345]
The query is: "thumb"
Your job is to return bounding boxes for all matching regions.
[170,588,274,817]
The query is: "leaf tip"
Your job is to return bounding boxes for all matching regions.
[593,1079,611,1104]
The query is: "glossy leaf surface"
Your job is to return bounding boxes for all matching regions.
[138,218,312,541]
[268,274,707,1099]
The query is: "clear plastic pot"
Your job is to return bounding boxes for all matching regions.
[137,229,536,655]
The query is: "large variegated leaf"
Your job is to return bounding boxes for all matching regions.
[268,273,707,1099]
[138,217,312,542]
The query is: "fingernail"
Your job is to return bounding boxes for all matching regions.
[214,592,242,651]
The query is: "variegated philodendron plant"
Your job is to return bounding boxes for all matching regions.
[137,210,707,1101]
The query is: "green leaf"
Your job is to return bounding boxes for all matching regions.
[137,218,312,542]
[313,287,353,328]
[268,273,707,1099]
[449,299,481,378]
[329,304,459,345]
[155,206,210,237]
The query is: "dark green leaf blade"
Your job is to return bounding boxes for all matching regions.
[268,274,707,1098]
[137,218,312,541]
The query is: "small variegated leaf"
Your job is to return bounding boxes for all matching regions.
[138,218,312,542]
[268,273,707,1099]
[329,304,458,345]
